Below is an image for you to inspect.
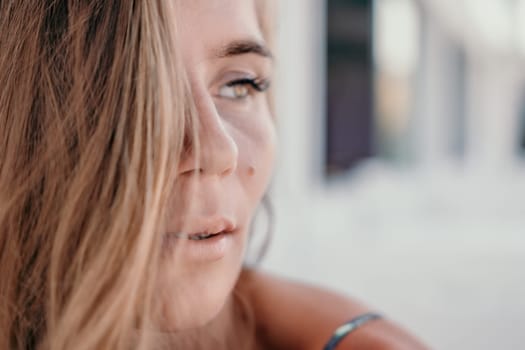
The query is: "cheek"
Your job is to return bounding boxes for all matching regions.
[235,116,276,198]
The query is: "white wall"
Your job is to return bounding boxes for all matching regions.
[261,1,525,349]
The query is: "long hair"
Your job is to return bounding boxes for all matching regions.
[0,0,275,349]
[0,1,189,348]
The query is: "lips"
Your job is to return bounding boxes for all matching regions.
[172,231,228,241]
[162,216,238,262]
[167,216,236,241]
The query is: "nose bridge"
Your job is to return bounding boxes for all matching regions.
[183,92,238,177]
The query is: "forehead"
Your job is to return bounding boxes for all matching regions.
[176,0,263,52]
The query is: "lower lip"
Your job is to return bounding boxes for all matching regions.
[163,230,235,262]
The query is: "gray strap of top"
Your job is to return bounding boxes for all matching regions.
[323,312,383,350]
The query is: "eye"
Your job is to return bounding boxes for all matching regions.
[217,78,270,100]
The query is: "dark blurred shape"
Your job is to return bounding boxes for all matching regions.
[520,91,525,154]
[325,0,373,176]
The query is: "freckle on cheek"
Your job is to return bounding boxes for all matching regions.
[247,166,255,177]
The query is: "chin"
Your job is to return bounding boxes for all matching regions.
[172,290,230,331]
[155,223,247,332]
[158,259,244,332]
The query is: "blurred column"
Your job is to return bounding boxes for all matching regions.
[414,5,466,166]
[464,54,523,170]
[374,0,421,162]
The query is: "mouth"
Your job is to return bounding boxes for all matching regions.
[162,216,238,261]
[170,230,233,241]
[167,216,237,241]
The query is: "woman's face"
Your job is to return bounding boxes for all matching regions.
[158,0,276,331]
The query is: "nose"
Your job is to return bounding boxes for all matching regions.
[178,94,238,178]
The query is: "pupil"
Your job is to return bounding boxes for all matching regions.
[235,85,247,97]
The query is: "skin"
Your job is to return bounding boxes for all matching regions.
[157,1,429,349]
[238,270,430,350]
[158,0,276,331]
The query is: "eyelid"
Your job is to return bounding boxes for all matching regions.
[226,78,271,92]
[216,77,271,100]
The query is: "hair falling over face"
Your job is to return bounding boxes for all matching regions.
[1,0,187,349]
[0,0,276,349]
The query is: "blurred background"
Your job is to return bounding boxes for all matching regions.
[258,0,525,349]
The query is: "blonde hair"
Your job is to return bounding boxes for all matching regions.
[0,1,273,349]
[0,1,191,348]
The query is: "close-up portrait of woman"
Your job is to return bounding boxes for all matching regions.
[0,0,455,349]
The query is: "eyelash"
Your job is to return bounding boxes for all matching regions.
[226,78,270,92]
[218,77,271,100]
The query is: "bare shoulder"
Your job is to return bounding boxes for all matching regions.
[237,269,429,350]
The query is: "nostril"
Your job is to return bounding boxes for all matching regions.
[221,167,234,177]
[179,168,203,177]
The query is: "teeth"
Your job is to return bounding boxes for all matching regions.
[190,233,217,240]
[170,231,225,241]
[190,234,208,241]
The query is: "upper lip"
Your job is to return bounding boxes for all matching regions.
[177,216,237,237]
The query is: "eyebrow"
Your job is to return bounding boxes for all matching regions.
[214,39,273,59]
